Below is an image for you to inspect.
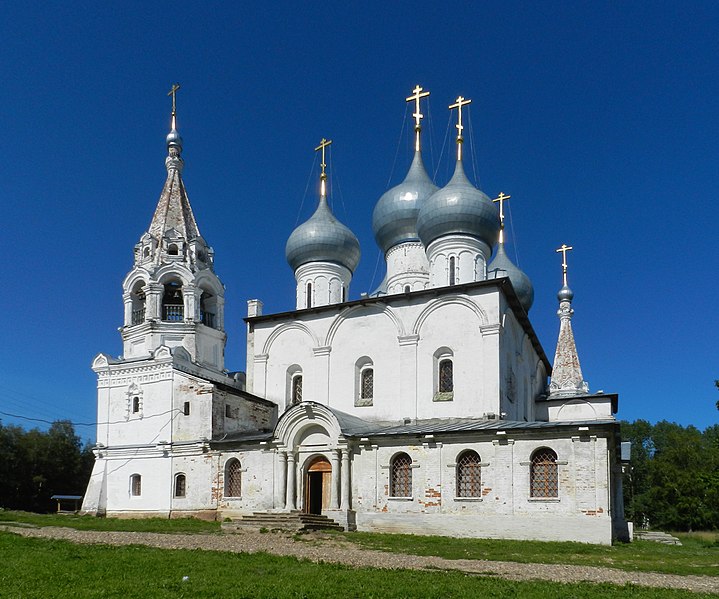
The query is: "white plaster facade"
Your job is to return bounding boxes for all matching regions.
[82,97,628,545]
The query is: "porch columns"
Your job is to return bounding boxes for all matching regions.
[330,450,340,509]
[340,448,351,510]
[285,452,296,510]
[277,452,287,510]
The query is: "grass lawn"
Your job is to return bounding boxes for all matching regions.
[2,510,717,579]
[0,509,220,534]
[340,531,719,577]
[0,532,715,599]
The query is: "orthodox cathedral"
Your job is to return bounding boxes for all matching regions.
[82,86,628,544]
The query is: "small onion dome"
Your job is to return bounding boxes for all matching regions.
[557,284,574,302]
[487,243,535,312]
[416,159,501,249]
[166,127,182,150]
[286,196,361,273]
[372,151,438,253]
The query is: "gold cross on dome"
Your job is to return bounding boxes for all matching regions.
[314,138,333,178]
[406,85,430,128]
[556,243,573,286]
[449,95,472,160]
[449,95,472,138]
[493,192,511,224]
[406,85,430,152]
[493,192,511,244]
[167,83,181,115]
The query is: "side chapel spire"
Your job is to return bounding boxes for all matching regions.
[548,244,589,397]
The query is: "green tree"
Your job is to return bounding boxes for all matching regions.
[622,420,719,531]
[0,420,94,513]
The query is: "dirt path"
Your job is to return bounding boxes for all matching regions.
[3,525,717,594]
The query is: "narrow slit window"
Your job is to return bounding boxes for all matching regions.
[439,359,453,393]
[449,256,456,286]
[130,474,141,496]
[174,474,186,498]
[292,375,303,404]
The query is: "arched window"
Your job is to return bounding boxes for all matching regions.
[292,374,303,404]
[306,283,313,309]
[132,396,140,413]
[168,243,179,255]
[404,285,411,294]
[200,290,217,328]
[439,359,453,393]
[162,281,184,321]
[130,281,146,325]
[390,453,412,498]
[530,448,558,498]
[225,459,242,497]
[456,450,481,498]
[130,474,141,496]
[174,474,186,498]
[361,368,373,400]
[449,256,456,286]
[355,357,374,407]
[143,246,150,258]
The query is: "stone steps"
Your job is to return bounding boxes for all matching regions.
[633,530,682,545]
[222,511,344,533]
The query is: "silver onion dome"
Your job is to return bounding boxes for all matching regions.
[286,196,361,273]
[372,151,439,253]
[487,243,535,312]
[416,160,501,249]
[166,127,182,150]
[557,284,574,302]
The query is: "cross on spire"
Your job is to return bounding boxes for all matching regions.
[315,138,332,197]
[449,95,472,160]
[406,84,430,152]
[556,243,573,287]
[493,192,511,243]
[168,83,180,116]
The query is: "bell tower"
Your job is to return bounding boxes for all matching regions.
[120,85,226,370]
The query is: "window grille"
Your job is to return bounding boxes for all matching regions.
[201,311,216,328]
[163,304,184,321]
[449,256,456,285]
[391,453,412,497]
[457,451,481,497]
[130,474,141,496]
[225,459,242,497]
[530,448,558,498]
[292,375,303,404]
[306,283,312,309]
[131,308,145,325]
[439,359,453,393]
[360,368,374,399]
[174,474,186,498]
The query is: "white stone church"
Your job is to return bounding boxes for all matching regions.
[82,87,628,545]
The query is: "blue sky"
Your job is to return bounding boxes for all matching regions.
[1,2,717,441]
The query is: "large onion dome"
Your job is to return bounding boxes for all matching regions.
[372,151,439,253]
[487,243,534,312]
[286,195,361,273]
[416,160,501,249]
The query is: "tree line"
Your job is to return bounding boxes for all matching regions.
[0,420,94,513]
[622,419,719,531]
